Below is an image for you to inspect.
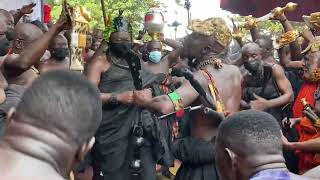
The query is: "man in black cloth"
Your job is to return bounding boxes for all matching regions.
[85,12,172,180]
[215,110,309,180]
[241,42,293,121]
[0,70,102,180]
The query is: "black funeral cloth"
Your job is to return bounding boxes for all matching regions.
[243,65,285,122]
[0,84,25,137]
[173,137,218,180]
[93,64,173,178]
[94,132,156,180]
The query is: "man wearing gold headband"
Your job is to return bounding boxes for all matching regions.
[132,17,242,180]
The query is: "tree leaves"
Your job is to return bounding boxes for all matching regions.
[48,0,158,36]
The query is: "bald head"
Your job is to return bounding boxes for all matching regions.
[15,23,43,42]
[241,42,263,64]
[242,42,262,54]
[50,34,68,50]
[13,23,43,53]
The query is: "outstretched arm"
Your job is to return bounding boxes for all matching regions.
[285,137,320,153]
[275,14,302,60]
[279,46,303,69]
[250,27,260,41]
[133,78,199,115]
[12,3,36,24]
[3,17,70,77]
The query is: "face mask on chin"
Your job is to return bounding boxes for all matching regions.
[51,48,69,61]
[148,51,162,63]
[109,42,132,58]
[0,37,10,56]
[244,60,262,74]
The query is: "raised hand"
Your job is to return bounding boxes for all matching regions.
[19,3,36,15]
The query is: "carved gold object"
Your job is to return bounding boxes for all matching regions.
[68,4,91,72]
[303,12,320,30]
[241,2,298,28]
[232,29,244,41]
[272,2,298,17]
[242,16,258,30]
[301,40,320,54]
[189,17,232,48]
[275,30,300,49]
[301,98,320,127]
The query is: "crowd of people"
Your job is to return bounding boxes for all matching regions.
[0,2,320,180]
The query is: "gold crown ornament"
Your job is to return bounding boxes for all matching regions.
[302,37,320,54]
[241,16,258,30]
[303,12,320,30]
[188,17,232,49]
[275,30,300,49]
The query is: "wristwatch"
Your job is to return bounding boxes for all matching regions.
[109,94,119,105]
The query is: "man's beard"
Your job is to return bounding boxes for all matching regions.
[245,62,265,87]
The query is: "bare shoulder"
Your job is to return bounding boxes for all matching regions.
[222,64,241,79]
[89,55,109,69]
[270,63,286,76]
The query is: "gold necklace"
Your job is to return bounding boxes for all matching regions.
[197,58,223,70]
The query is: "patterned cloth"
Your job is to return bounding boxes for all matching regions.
[250,169,296,180]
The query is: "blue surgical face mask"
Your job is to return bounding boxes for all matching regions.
[148,51,162,63]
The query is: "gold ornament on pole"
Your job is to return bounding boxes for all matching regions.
[65,2,91,72]
[303,12,320,30]
[239,2,298,30]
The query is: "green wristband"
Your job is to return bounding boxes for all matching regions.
[168,92,181,101]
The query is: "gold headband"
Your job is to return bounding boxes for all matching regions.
[303,12,320,30]
[275,30,300,49]
[302,40,320,54]
[188,17,232,48]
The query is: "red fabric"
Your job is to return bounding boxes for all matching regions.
[44,4,52,24]
[296,117,320,174]
[293,82,318,135]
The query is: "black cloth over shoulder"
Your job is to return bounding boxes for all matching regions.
[92,64,173,180]
[173,136,218,180]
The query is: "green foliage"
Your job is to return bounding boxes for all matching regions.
[48,0,158,36]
